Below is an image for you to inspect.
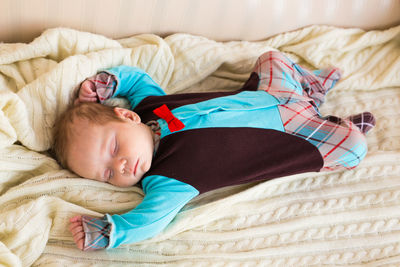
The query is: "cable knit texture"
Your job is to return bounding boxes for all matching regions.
[0,25,400,266]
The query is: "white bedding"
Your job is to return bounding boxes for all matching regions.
[0,25,399,266]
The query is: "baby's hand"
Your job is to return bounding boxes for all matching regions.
[74,80,98,105]
[69,215,85,250]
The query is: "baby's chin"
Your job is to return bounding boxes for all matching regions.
[124,181,139,187]
[116,177,142,188]
[117,183,137,188]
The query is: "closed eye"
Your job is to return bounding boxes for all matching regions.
[104,168,113,181]
[110,136,118,157]
[113,136,118,156]
[104,136,117,181]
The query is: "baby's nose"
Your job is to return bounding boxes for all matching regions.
[116,158,127,174]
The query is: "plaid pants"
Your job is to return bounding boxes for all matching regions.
[254,51,367,171]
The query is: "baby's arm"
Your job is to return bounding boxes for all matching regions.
[74,66,165,109]
[104,66,165,109]
[70,176,199,251]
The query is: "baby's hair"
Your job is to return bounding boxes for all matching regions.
[52,102,124,169]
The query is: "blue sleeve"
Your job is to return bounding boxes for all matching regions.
[105,66,166,109]
[105,175,199,248]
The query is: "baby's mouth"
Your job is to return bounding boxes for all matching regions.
[133,160,139,176]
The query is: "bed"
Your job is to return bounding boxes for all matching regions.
[1,0,400,266]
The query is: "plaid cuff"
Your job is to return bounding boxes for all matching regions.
[82,215,111,251]
[85,72,117,103]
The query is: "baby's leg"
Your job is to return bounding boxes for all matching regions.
[252,51,373,170]
[279,101,371,171]
[306,68,342,107]
[252,51,341,107]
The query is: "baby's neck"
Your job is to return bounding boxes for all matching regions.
[146,120,161,154]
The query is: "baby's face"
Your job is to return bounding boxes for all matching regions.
[66,108,155,187]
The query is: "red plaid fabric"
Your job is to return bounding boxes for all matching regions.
[255,51,342,107]
[253,51,369,170]
[279,102,367,171]
[81,215,110,251]
[84,72,117,103]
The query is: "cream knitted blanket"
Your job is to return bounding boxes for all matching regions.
[0,25,400,266]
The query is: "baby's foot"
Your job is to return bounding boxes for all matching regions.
[347,112,376,134]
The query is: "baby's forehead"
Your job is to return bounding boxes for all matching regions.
[67,117,101,141]
[70,116,103,130]
[66,120,104,157]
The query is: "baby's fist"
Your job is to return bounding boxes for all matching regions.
[69,215,85,250]
[74,80,98,105]
[69,214,110,251]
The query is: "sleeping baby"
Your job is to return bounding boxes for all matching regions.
[52,51,376,251]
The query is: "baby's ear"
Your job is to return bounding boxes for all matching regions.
[113,107,141,123]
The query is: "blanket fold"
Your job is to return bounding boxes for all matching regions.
[0,25,400,266]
